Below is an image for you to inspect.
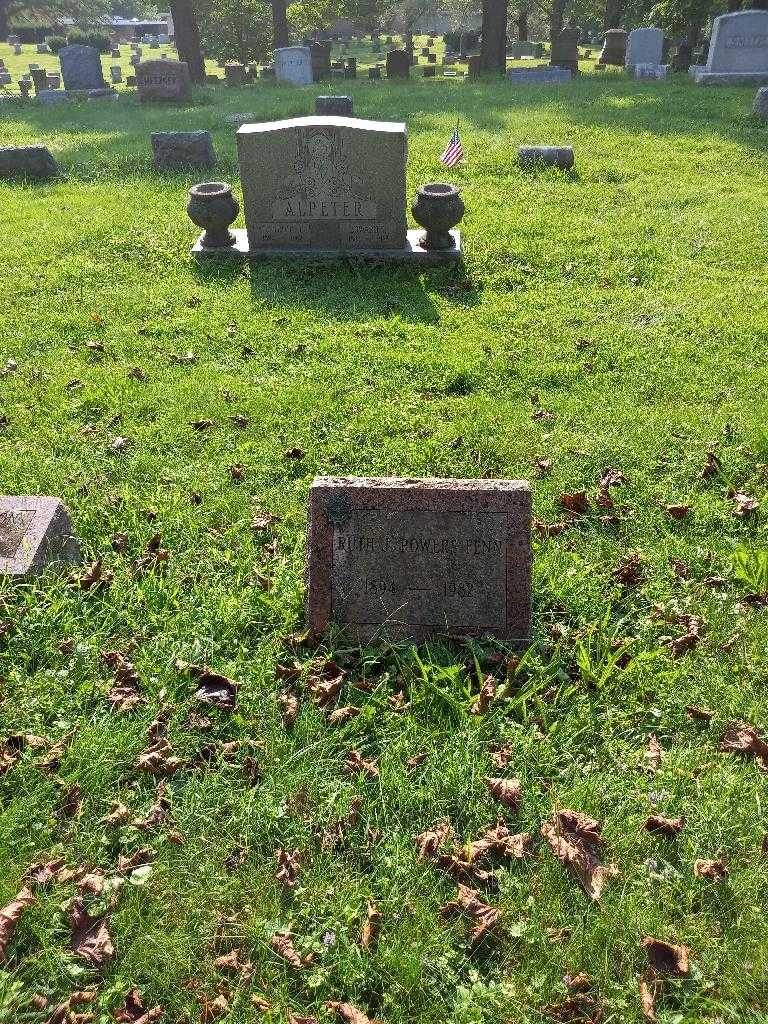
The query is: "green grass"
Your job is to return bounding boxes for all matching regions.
[1,65,768,1024]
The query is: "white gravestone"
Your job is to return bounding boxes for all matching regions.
[694,9,768,85]
[275,46,313,85]
[625,27,664,70]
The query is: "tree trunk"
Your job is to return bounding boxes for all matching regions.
[549,0,567,44]
[480,0,508,72]
[170,0,205,83]
[0,0,10,41]
[727,0,742,10]
[515,9,528,41]
[404,29,414,55]
[272,0,289,49]
[603,0,625,30]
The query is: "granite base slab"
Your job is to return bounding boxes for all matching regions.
[694,71,768,85]
[192,228,462,264]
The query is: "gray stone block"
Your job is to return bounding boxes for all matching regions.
[753,86,768,117]
[0,144,60,180]
[315,94,353,115]
[37,89,70,105]
[0,496,81,576]
[518,144,574,170]
[151,130,216,170]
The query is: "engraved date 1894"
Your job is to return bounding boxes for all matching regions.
[364,578,474,597]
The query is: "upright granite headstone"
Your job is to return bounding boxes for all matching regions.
[551,26,580,74]
[59,44,106,91]
[236,116,407,252]
[30,67,48,94]
[693,9,768,85]
[625,27,664,69]
[598,29,627,65]
[386,49,410,78]
[225,62,247,85]
[310,41,331,81]
[152,130,216,170]
[275,46,313,85]
[0,496,81,576]
[306,477,532,643]
[137,57,191,100]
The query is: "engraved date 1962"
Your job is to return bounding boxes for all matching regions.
[364,578,474,597]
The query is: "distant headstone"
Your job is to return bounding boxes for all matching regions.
[0,497,80,576]
[519,144,574,169]
[693,10,768,85]
[423,65,436,77]
[224,62,247,86]
[386,49,410,78]
[111,48,120,58]
[59,44,106,91]
[310,41,331,81]
[46,73,61,88]
[19,80,32,98]
[368,65,382,79]
[14,44,22,56]
[127,74,137,86]
[507,66,572,83]
[36,42,49,54]
[671,40,693,72]
[753,85,768,115]
[625,27,664,69]
[315,94,353,115]
[151,130,216,170]
[37,89,69,104]
[510,41,536,58]
[110,65,122,83]
[8,35,20,45]
[275,46,312,85]
[427,52,437,63]
[0,72,11,86]
[344,57,357,78]
[551,26,580,73]
[305,477,532,643]
[598,29,627,65]
[137,58,191,101]
[634,62,668,79]
[30,67,48,94]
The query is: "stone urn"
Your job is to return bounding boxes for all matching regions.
[411,183,464,250]
[187,181,239,249]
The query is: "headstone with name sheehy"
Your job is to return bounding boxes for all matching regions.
[692,9,768,84]
[0,496,81,576]
[136,58,191,101]
[306,477,532,643]
[59,43,107,91]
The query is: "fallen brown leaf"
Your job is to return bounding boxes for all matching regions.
[324,1003,375,1024]
[440,883,502,943]
[415,821,453,860]
[541,811,616,900]
[328,705,360,726]
[693,858,728,881]
[275,848,301,889]
[136,738,184,777]
[189,419,214,431]
[115,987,163,1022]
[644,815,684,838]
[483,776,522,810]
[47,989,98,1024]
[345,750,379,778]
[361,900,381,949]
[641,935,690,976]
[731,491,758,518]
[176,660,239,711]
[69,897,114,967]
[470,675,496,715]
[559,491,590,515]
[638,976,659,1021]
[613,552,643,587]
[685,705,714,724]
[698,451,721,480]
[0,886,35,957]
[665,503,691,520]
[72,560,113,592]
[270,932,304,969]
[646,735,663,774]
[719,721,768,769]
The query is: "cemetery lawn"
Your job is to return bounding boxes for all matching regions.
[2,70,768,1024]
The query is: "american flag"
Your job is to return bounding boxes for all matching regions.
[440,124,464,168]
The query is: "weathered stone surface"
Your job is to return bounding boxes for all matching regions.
[694,10,768,84]
[386,49,410,78]
[598,28,627,65]
[37,89,69,105]
[306,477,532,643]
[551,26,580,73]
[224,62,247,85]
[151,130,216,170]
[315,94,353,115]
[634,62,668,79]
[137,58,191,101]
[519,144,574,169]
[510,41,536,58]
[508,66,572,83]
[237,115,407,251]
[0,144,59,179]
[59,43,106,91]
[275,46,312,85]
[0,496,81,576]
[625,27,664,68]
[753,85,768,115]
[310,41,331,81]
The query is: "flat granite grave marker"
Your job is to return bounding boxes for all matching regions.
[693,9,768,84]
[0,496,81,576]
[306,477,532,643]
[136,58,191,100]
[59,43,107,91]
[0,144,59,179]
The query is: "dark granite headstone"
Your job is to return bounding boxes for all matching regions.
[315,94,353,115]
[59,44,106,91]
[386,49,410,78]
[551,27,581,74]
[151,130,216,170]
[0,144,59,179]
[136,58,191,101]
